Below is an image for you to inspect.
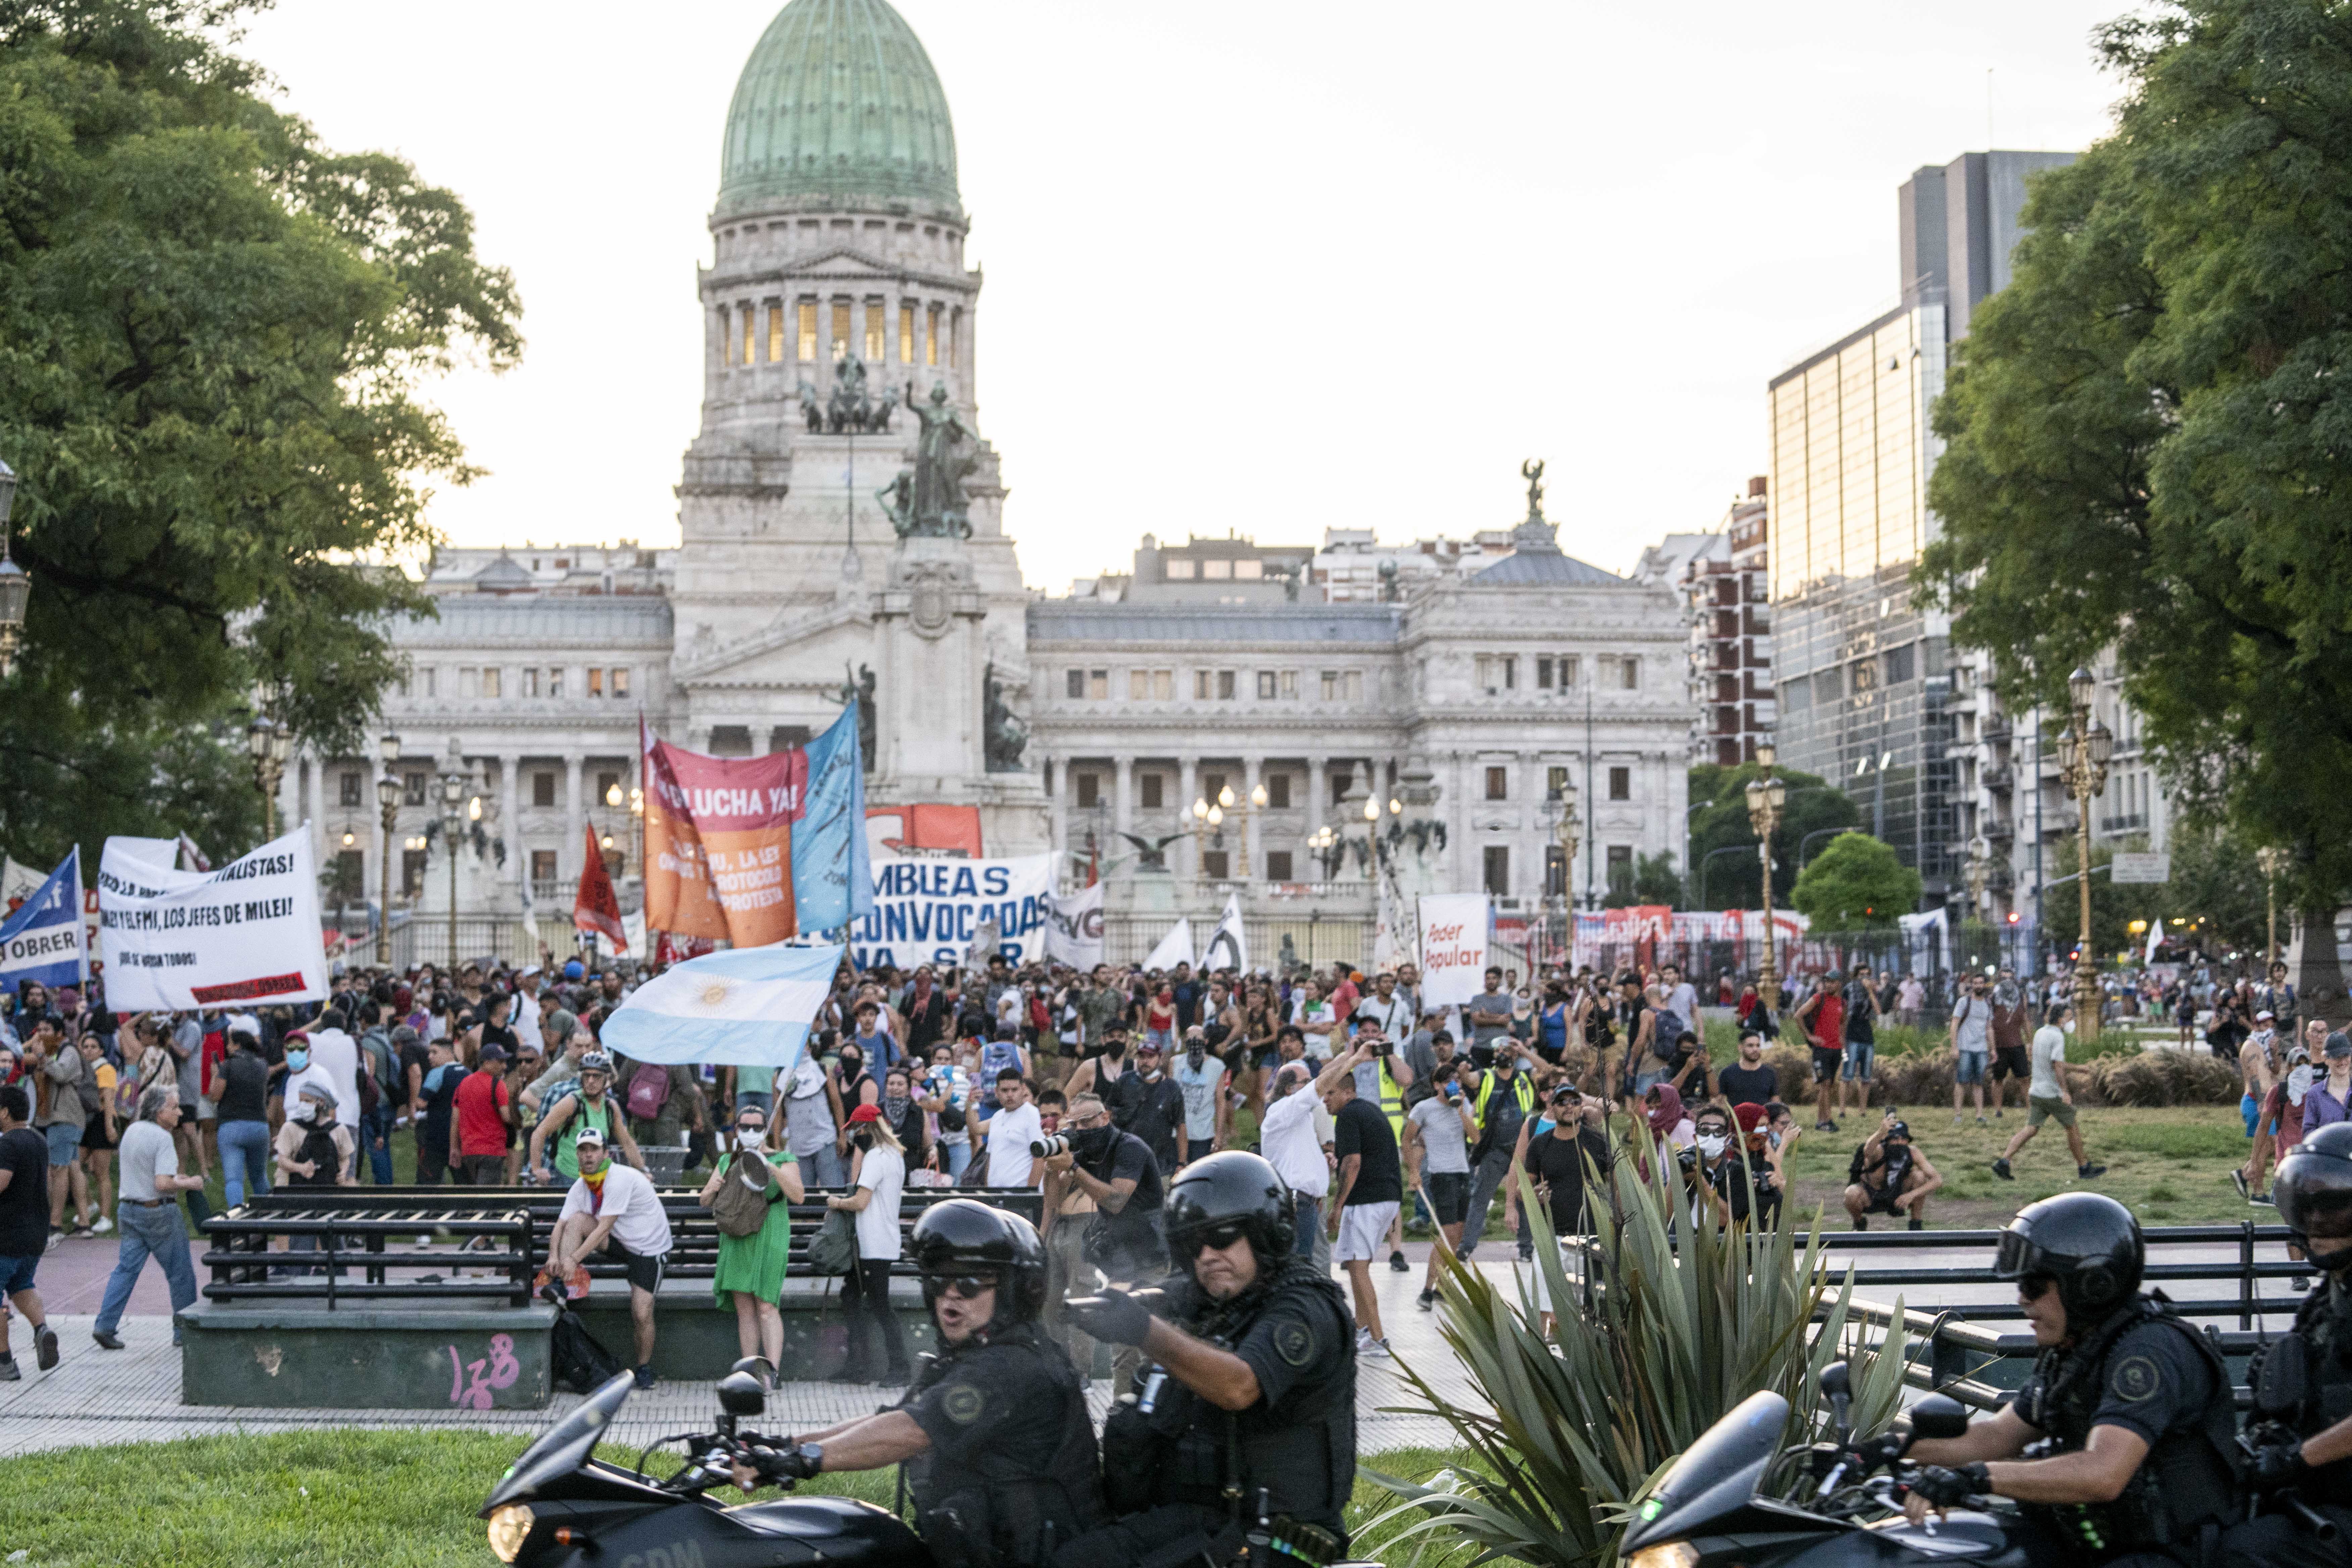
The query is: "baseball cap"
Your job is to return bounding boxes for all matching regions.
[2257,1009,2276,1021]
[563,960,584,981]
[2328,1033,2352,1061]
[478,1043,508,1063]
[573,1125,606,1149]
[847,1103,884,1124]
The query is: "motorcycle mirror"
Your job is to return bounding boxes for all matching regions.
[1819,1361,1851,1400]
[1909,1393,1970,1442]
[717,1370,767,1418]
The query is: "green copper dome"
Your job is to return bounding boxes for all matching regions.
[718,0,961,222]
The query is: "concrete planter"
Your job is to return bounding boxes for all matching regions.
[180,1302,555,1410]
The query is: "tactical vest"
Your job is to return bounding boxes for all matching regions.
[2250,1269,2352,1507]
[2020,1295,2240,1560]
[901,1323,1105,1568]
[1104,1260,1359,1536]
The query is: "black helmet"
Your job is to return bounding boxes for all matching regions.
[1994,1192,2143,1321]
[1164,1151,1294,1272]
[909,1199,1047,1325]
[2276,1122,2352,1259]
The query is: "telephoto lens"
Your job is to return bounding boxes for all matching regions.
[1030,1133,1071,1159]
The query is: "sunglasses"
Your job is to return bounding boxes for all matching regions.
[933,1274,999,1300]
[735,1121,766,1133]
[1184,1221,1251,1254]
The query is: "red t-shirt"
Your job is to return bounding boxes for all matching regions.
[453,1071,512,1158]
[1330,979,1359,1025]
[1809,993,1846,1051]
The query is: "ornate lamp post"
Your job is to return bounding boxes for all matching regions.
[247,713,291,838]
[1744,740,1786,1008]
[1540,781,1581,969]
[1189,781,1272,883]
[438,739,471,970]
[2054,666,2114,1041]
[0,458,29,679]
[2256,845,2288,969]
[375,732,402,965]
[1965,837,1992,920]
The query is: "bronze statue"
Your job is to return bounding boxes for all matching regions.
[1522,458,1546,523]
[880,382,978,539]
[840,662,877,771]
[982,662,1028,773]
[797,381,823,433]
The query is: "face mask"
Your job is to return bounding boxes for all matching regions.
[736,1129,766,1152]
[286,1049,309,1071]
[1696,1134,1728,1158]
[1186,1047,1206,1069]
[1071,1124,1115,1160]
[840,1056,862,1077]
[852,1128,876,1150]
[1106,1040,1128,1061]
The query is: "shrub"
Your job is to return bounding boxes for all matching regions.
[2087,1050,2240,1108]
[1369,1134,1908,1568]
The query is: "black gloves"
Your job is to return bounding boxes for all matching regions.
[2248,1439,2309,1489]
[745,1440,820,1480]
[1064,1285,1155,1346]
[1909,1463,1991,1508]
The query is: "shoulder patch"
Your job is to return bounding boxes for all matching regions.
[2110,1354,2161,1403]
[941,1383,986,1425]
[1274,1318,1316,1368]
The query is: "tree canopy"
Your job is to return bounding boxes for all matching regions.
[1789,832,1921,932]
[1686,762,1861,911]
[0,0,519,868]
[1919,0,2352,912]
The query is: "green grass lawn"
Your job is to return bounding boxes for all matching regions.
[0,1429,1466,1568]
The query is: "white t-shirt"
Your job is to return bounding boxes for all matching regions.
[559,1164,674,1258]
[1664,982,1700,1025]
[2030,1026,2068,1099]
[1259,1086,1329,1197]
[855,1144,906,1260]
[983,1100,1042,1187]
[301,1028,362,1129]
[1355,992,1414,1038]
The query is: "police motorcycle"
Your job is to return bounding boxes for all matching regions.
[1618,1362,2066,1568]
[481,1362,929,1568]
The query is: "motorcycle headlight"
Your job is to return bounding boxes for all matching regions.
[1627,1541,1698,1568]
[486,1503,535,1564]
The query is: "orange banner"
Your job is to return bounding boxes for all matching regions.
[642,734,807,947]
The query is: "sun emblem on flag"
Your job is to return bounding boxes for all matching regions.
[697,980,733,1010]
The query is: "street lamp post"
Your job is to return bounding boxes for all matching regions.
[2256,845,2288,969]
[2054,666,2114,1041]
[1190,781,1271,883]
[375,731,402,965]
[247,714,291,838]
[1540,782,1581,969]
[1745,740,1786,1008]
[438,739,470,971]
[0,458,30,679]
[1965,837,1991,921]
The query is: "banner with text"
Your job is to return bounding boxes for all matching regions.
[1042,880,1105,969]
[641,725,806,948]
[98,827,328,1010]
[0,850,87,994]
[1416,893,1491,1007]
[852,854,1055,970]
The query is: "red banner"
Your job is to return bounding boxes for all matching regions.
[642,730,806,947]
[865,804,984,858]
[574,825,626,948]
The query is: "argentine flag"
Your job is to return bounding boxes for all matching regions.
[599,942,840,1067]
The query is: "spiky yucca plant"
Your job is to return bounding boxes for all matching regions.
[1369,1137,1909,1568]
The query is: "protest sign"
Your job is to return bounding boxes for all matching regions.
[641,726,805,947]
[98,827,328,1010]
[0,850,87,993]
[852,854,1054,969]
[1416,893,1491,1007]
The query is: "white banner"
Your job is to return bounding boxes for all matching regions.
[1144,918,1194,972]
[852,854,1055,970]
[98,826,330,1011]
[1416,893,1490,1007]
[1202,892,1247,974]
[1043,881,1105,969]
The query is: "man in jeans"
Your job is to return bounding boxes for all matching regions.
[1948,973,1995,1124]
[92,1086,202,1350]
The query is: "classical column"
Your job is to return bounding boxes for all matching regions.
[1113,756,1134,846]
[564,754,585,879]
[501,754,523,891]
[1306,758,1327,843]
[1243,756,1263,881]
[1179,757,1199,881]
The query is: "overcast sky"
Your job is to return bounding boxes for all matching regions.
[238,0,2136,587]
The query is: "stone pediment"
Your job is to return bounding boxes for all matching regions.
[675,599,874,686]
[713,247,970,294]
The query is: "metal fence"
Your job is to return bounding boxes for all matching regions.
[1099,914,1372,971]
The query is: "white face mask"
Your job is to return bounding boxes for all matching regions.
[1696,1133,1728,1158]
[736,1129,766,1151]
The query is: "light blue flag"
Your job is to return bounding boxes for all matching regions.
[0,849,86,994]
[599,942,843,1067]
[793,702,871,932]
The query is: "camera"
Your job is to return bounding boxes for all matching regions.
[1031,1133,1072,1159]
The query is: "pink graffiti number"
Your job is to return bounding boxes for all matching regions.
[446,1333,523,1409]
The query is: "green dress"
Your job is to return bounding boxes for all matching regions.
[710,1149,796,1304]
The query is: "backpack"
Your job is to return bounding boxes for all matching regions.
[805,1207,856,1276]
[625,1061,672,1121]
[550,1302,624,1393]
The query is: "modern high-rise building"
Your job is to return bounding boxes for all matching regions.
[1766,150,2074,901]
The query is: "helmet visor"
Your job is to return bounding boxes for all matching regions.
[2276,1153,2352,1241]
[1993,1229,2048,1283]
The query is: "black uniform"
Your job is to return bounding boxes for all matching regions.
[1057,1258,1356,1568]
[2223,1268,2352,1568]
[2011,1295,2240,1568]
[897,1320,1106,1568]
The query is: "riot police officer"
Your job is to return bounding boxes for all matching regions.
[735,1200,1105,1568]
[2222,1120,2352,1568]
[1902,1192,2240,1568]
[1054,1151,1357,1568]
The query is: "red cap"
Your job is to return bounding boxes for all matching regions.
[846,1104,884,1124]
[1732,1102,1767,1133]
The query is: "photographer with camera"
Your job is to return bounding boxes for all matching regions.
[1843,1112,1942,1231]
[1039,1092,1165,1394]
